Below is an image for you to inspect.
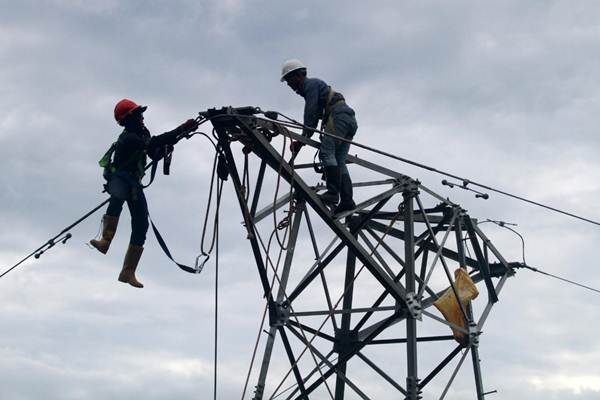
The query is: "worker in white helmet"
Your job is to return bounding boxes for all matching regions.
[280,59,357,213]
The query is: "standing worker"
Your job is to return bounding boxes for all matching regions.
[282,59,358,213]
[89,99,198,288]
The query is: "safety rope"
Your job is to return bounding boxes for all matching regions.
[213,205,220,400]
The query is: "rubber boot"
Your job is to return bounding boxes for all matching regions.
[118,244,144,288]
[335,173,356,214]
[90,215,119,254]
[318,166,341,206]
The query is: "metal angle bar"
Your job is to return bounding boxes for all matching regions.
[358,211,450,224]
[414,213,452,258]
[286,197,393,305]
[454,213,485,399]
[335,231,358,400]
[438,348,470,400]
[476,273,509,331]
[358,255,484,341]
[286,319,336,342]
[303,207,340,332]
[364,227,405,267]
[415,196,469,323]
[254,201,305,397]
[286,325,371,400]
[236,117,408,306]
[353,179,398,188]
[319,269,339,332]
[471,224,511,269]
[345,153,455,209]
[356,351,407,395]
[346,154,412,183]
[290,305,397,318]
[365,227,444,298]
[291,313,399,400]
[366,220,481,270]
[358,231,398,281]
[368,335,455,345]
[353,273,405,334]
[404,191,419,400]
[419,344,464,389]
[415,204,459,299]
[464,218,498,303]
[250,160,267,218]
[297,235,339,292]
[254,192,292,224]
[418,183,458,208]
[219,140,274,302]
[278,326,309,399]
[335,185,403,220]
[352,219,412,333]
[276,350,336,400]
[418,245,429,296]
[421,310,468,335]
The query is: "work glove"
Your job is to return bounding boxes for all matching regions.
[177,119,199,135]
[290,140,305,155]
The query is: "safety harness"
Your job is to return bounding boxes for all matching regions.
[97,135,200,273]
[313,86,347,174]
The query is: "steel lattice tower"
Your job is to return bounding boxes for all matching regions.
[205,106,519,400]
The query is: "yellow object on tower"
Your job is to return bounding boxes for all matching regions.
[433,268,479,345]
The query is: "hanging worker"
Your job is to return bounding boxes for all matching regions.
[282,59,358,213]
[89,98,198,288]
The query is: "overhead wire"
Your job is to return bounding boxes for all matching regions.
[483,219,600,295]
[0,119,214,279]
[245,111,600,228]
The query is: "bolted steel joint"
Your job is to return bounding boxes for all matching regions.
[268,301,290,327]
[468,322,480,348]
[405,292,422,321]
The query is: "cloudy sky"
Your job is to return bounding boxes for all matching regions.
[2,1,600,399]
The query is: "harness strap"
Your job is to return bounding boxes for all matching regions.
[322,86,345,134]
[149,214,200,274]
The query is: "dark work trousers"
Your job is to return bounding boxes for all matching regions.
[105,172,149,246]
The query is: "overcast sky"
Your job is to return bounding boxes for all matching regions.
[1,1,600,399]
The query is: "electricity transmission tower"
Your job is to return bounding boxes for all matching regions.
[205,106,519,400]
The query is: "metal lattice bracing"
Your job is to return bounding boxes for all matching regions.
[205,106,518,400]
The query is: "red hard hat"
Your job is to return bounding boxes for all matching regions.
[114,98,147,125]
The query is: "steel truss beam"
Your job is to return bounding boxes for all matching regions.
[204,107,519,400]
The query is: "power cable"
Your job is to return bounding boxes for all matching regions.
[520,264,600,295]
[251,111,600,228]
[485,219,600,295]
[213,202,220,400]
[0,120,212,279]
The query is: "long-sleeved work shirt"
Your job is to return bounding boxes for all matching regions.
[301,77,355,138]
[113,127,179,179]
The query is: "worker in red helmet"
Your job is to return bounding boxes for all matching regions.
[90,98,198,288]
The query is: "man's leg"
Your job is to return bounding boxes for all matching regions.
[333,115,358,213]
[90,186,124,254]
[119,186,148,288]
[318,133,341,205]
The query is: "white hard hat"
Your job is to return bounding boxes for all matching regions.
[280,59,306,82]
